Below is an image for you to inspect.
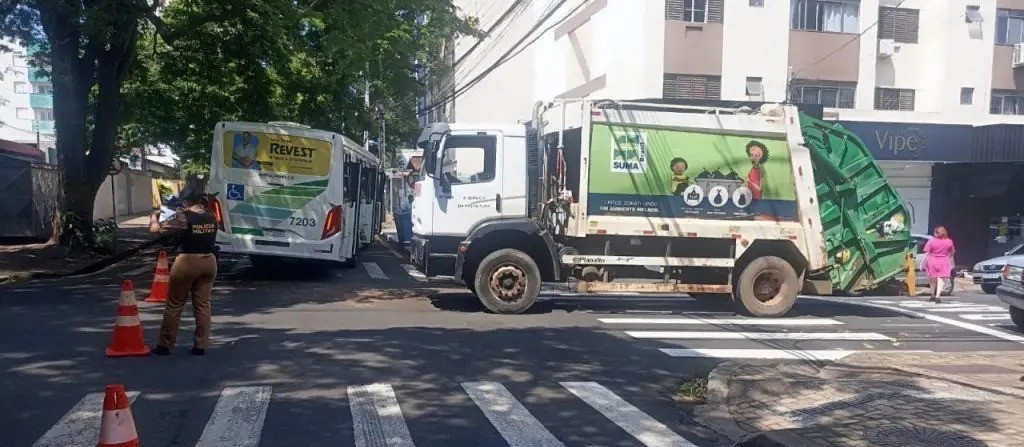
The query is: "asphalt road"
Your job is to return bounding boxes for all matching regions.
[2,242,1023,447]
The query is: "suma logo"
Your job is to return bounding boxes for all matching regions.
[610,130,648,173]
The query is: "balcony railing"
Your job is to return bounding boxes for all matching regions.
[33,120,55,134]
[27,67,50,83]
[29,93,52,109]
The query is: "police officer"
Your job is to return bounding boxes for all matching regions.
[148,186,219,356]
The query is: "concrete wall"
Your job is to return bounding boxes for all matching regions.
[94,170,154,219]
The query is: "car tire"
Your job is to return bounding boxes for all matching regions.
[733,256,800,318]
[982,284,998,294]
[473,249,541,314]
[942,280,954,296]
[1010,307,1024,332]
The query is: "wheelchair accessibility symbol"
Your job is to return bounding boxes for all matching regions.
[226,183,245,201]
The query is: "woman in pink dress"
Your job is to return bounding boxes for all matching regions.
[922,226,955,303]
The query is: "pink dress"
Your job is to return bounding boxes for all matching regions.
[923,238,955,278]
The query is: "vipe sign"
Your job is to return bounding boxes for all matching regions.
[874,128,926,159]
[611,130,648,173]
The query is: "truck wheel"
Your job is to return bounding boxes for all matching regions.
[473,249,541,314]
[734,256,799,318]
[1011,307,1024,332]
[982,284,998,294]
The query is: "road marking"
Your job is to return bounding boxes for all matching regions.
[897,301,972,308]
[402,264,427,282]
[960,313,1011,321]
[808,297,1024,345]
[32,392,139,447]
[868,300,899,304]
[348,384,415,447]
[625,331,892,341]
[659,349,929,360]
[462,382,564,447]
[562,382,697,447]
[362,262,389,280]
[195,386,272,447]
[927,306,1008,313]
[598,317,844,326]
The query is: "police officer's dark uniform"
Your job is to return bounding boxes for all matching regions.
[148,187,219,356]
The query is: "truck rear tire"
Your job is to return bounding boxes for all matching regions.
[473,249,541,314]
[734,256,800,318]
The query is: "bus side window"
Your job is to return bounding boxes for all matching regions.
[344,162,360,202]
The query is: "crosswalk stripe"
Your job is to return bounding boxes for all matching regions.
[349,384,415,447]
[402,264,427,282]
[195,386,272,447]
[960,313,1011,321]
[462,382,564,447]
[661,348,867,360]
[927,306,1007,313]
[362,262,389,280]
[625,331,892,341]
[868,300,899,304]
[562,382,697,447]
[32,392,139,447]
[897,301,975,308]
[598,317,843,326]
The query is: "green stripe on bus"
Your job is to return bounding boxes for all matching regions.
[247,194,313,209]
[231,227,264,236]
[259,186,325,198]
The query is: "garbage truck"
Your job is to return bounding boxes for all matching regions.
[409,99,912,317]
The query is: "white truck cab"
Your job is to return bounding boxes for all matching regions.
[410,122,532,277]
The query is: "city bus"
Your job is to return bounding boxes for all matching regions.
[207,121,382,268]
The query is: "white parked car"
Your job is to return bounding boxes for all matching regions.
[973,243,1024,294]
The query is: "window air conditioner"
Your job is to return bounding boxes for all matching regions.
[1013,43,1024,69]
[878,39,896,58]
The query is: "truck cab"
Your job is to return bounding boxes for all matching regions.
[410,122,534,278]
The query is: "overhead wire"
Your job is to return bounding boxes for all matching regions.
[420,0,589,117]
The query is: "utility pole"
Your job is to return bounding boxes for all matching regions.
[364,62,371,153]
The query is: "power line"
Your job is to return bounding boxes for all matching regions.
[420,0,588,117]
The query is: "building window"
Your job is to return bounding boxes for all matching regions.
[664,74,722,100]
[991,91,1024,115]
[961,87,974,105]
[789,80,856,108]
[750,0,764,6]
[875,88,915,111]
[32,83,53,94]
[746,77,764,100]
[967,6,983,39]
[666,0,724,23]
[878,7,920,44]
[13,82,29,94]
[997,9,1024,45]
[16,108,32,120]
[791,0,860,34]
[34,108,54,121]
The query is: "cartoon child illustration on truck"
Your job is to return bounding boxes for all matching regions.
[745,140,768,200]
[669,157,691,195]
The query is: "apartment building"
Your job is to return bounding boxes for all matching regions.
[433,0,1024,264]
[0,39,56,160]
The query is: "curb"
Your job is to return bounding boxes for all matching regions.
[731,431,820,447]
[693,362,750,443]
[0,236,164,285]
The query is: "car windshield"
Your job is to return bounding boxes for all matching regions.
[1007,243,1024,256]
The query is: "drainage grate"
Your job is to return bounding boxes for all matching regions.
[866,425,987,447]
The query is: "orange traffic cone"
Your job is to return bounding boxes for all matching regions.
[146,251,170,303]
[106,280,150,357]
[98,384,140,447]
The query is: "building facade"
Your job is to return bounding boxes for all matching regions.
[0,39,55,161]
[432,0,1024,265]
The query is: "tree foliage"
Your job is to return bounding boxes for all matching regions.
[0,0,474,245]
[122,0,476,172]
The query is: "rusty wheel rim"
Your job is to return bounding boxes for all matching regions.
[489,263,527,302]
[752,269,784,303]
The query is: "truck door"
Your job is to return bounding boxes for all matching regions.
[434,131,503,235]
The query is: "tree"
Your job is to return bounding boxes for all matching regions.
[0,0,473,246]
[121,0,476,173]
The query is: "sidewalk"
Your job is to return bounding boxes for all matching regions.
[696,352,1024,447]
[0,213,158,283]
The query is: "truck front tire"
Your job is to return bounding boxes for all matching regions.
[734,256,800,317]
[473,249,541,314]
